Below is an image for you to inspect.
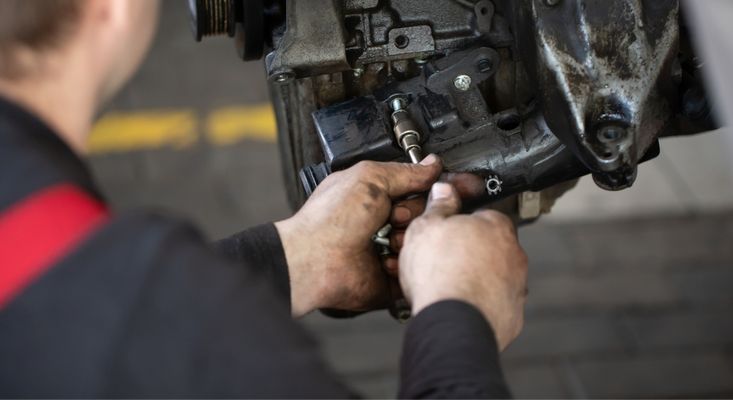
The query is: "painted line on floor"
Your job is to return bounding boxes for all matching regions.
[206,104,278,145]
[89,110,198,153]
[89,104,277,154]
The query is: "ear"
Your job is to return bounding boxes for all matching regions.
[86,0,130,34]
[87,0,160,104]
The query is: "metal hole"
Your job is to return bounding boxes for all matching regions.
[394,35,409,49]
[600,128,622,141]
[497,114,521,131]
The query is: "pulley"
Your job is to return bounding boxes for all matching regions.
[188,0,265,61]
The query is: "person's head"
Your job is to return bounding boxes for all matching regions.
[0,0,161,106]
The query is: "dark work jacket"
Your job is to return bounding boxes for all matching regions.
[0,96,511,398]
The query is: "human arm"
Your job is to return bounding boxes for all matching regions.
[397,182,529,398]
[212,224,291,301]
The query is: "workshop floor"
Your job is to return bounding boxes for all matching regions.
[88,1,733,398]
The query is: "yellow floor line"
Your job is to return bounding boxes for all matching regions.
[89,110,198,153]
[206,104,277,145]
[88,104,277,154]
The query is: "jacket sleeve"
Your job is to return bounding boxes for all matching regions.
[214,224,513,398]
[212,223,291,302]
[99,217,354,398]
[399,300,512,399]
[104,217,508,398]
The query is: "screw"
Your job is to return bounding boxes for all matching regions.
[478,59,493,73]
[453,75,472,91]
[273,72,294,83]
[390,97,407,112]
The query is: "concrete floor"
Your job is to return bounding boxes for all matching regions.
[89,1,733,397]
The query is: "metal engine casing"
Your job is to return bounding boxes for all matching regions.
[256,0,713,211]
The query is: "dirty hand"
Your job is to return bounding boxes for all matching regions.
[275,155,443,317]
[399,182,529,350]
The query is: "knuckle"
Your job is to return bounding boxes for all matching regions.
[353,160,378,176]
[483,209,513,227]
[408,215,439,235]
[402,163,437,188]
[326,170,345,182]
[431,193,460,209]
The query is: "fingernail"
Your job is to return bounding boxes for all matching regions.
[431,182,452,200]
[420,154,438,166]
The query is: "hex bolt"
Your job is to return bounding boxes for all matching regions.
[453,75,472,91]
[478,59,493,73]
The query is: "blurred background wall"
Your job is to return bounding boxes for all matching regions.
[88,1,733,397]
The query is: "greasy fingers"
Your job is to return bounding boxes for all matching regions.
[390,231,405,251]
[375,154,443,198]
[398,204,528,350]
[422,182,461,218]
[391,206,412,226]
[384,256,399,277]
[441,172,488,200]
[390,197,426,227]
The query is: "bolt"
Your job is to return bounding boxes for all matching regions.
[353,68,364,78]
[544,0,561,6]
[390,97,407,112]
[453,75,472,91]
[273,72,294,83]
[478,59,493,73]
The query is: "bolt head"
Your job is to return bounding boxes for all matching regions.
[453,75,472,91]
[272,71,295,84]
[544,0,561,6]
[390,97,407,112]
[478,59,493,73]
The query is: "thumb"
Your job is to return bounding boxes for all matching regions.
[378,154,443,198]
[423,182,461,218]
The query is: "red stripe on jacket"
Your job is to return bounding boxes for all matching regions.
[0,184,109,309]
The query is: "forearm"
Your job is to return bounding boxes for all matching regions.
[399,300,512,399]
[212,223,291,301]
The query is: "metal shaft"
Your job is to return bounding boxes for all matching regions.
[390,99,424,163]
[380,96,426,322]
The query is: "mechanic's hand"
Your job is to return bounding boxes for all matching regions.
[399,182,528,350]
[275,155,442,317]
